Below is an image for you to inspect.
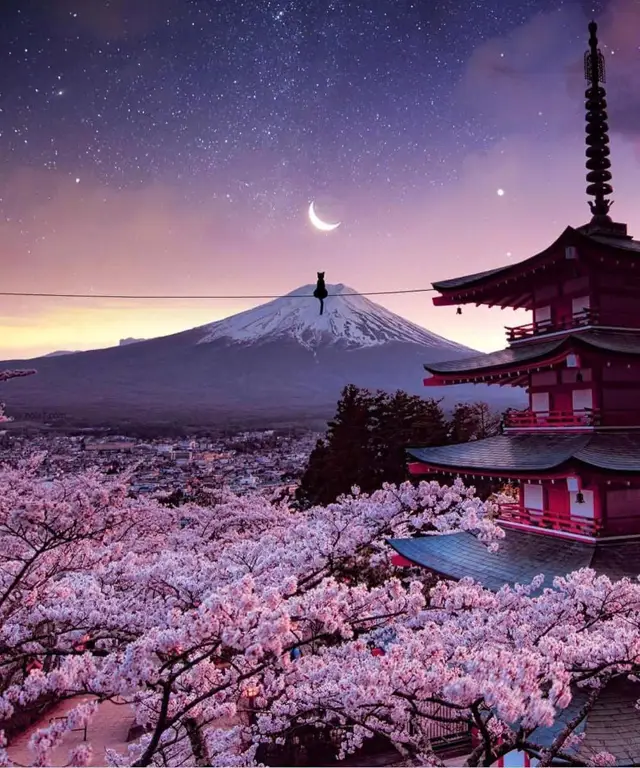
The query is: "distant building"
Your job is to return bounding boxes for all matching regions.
[85,440,135,452]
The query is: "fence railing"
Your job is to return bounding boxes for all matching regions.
[505,308,640,342]
[504,408,599,429]
[498,502,601,537]
[506,308,596,342]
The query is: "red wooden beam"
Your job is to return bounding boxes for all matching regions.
[407,462,434,475]
[391,554,414,567]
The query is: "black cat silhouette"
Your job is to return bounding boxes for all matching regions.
[313,272,328,315]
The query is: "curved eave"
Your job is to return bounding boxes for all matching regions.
[423,331,640,386]
[407,461,574,480]
[432,227,640,308]
[423,349,568,387]
[406,432,640,475]
[431,228,574,307]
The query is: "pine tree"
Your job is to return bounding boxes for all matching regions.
[297,386,448,506]
[448,401,501,442]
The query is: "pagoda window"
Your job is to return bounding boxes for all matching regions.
[572,389,593,412]
[571,295,590,316]
[531,392,549,413]
[533,305,551,324]
[523,483,544,511]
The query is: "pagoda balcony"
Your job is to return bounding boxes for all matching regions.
[498,502,601,537]
[504,408,600,430]
[505,308,640,342]
[499,503,640,538]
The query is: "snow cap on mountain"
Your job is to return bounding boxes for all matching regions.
[198,283,472,352]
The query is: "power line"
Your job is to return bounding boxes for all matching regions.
[0,287,437,300]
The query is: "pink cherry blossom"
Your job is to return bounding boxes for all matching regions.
[0,460,636,767]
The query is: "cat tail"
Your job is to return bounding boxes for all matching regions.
[319,297,324,315]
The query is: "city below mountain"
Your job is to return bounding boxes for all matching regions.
[1,284,523,428]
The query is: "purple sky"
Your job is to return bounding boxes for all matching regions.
[1,0,638,360]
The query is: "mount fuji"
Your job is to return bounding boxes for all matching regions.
[0,284,523,428]
[197,284,466,351]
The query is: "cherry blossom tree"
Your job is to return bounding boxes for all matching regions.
[0,464,637,767]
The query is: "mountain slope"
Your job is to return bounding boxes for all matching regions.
[198,284,468,352]
[0,285,523,427]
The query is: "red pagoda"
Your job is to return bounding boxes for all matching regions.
[388,22,640,763]
[391,20,640,570]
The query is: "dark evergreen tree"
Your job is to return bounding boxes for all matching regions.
[297,385,448,506]
[448,401,501,442]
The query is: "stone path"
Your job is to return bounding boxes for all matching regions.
[7,697,135,767]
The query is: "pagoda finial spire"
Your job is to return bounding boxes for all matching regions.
[584,20,613,223]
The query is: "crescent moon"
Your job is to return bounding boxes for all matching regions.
[308,201,340,232]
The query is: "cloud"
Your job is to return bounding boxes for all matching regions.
[457,0,640,141]
[457,7,585,135]
[595,0,640,141]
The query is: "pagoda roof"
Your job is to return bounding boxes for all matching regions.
[425,338,564,375]
[406,432,640,474]
[432,226,640,308]
[542,677,640,767]
[387,531,640,764]
[387,527,640,593]
[424,330,640,381]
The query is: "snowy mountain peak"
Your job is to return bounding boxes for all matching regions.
[197,283,471,352]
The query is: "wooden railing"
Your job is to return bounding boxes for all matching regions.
[506,308,596,342]
[505,307,640,342]
[504,408,599,429]
[498,503,601,537]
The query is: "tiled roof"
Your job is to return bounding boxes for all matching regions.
[432,264,512,290]
[576,432,640,472]
[424,339,564,374]
[387,529,598,593]
[389,529,640,591]
[424,330,640,377]
[528,678,640,766]
[432,227,640,293]
[407,432,640,473]
[589,234,640,252]
[387,531,640,765]
[575,678,640,766]
[579,330,640,355]
[407,434,591,472]
[431,228,571,291]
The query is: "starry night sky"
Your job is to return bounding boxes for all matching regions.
[0,0,638,359]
